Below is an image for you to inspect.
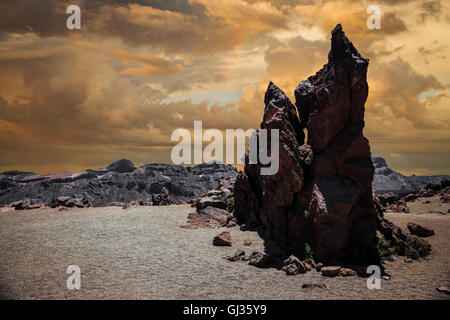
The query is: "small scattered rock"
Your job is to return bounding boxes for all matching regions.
[58,207,70,212]
[240,224,247,231]
[152,187,171,206]
[122,202,133,209]
[24,203,43,210]
[196,197,227,210]
[182,206,231,229]
[303,259,315,271]
[213,231,232,246]
[224,249,246,262]
[226,220,237,228]
[302,283,327,290]
[321,266,341,277]
[385,255,398,262]
[243,240,252,246]
[248,251,270,268]
[281,255,306,275]
[339,268,356,277]
[404,257,413,263]
[108,202,125,207]
[315,263,324,271]
[436,286,450,295]
[407,222,435,237]
[382,275,391,280]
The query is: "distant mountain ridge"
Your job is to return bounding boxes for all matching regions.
[0,159,237,206]
[1,157,448,207]
[371,157,449,194]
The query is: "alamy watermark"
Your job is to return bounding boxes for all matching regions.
[66,265,81,290]
[366,265,381,289]
[66,5,81,30]
[171,121,279,175]
[367,5,381,30]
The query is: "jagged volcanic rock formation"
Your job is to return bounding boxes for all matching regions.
[0,159,237,207]
[234,24,378,264]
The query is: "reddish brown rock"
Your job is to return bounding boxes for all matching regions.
[226,220,237,228]
[224,250,246,262]
[407,222,434,238]
[108,202,126,207]
[339,268,356,277]
[152,187,171,206]
[281,255,306,275]
[234,24,378,265]
[321,266,341,277]
[248,251,270,268]
[213,231,232,246]
[436,286,450,295]
[182,206,231,229]
[302,283,327,290]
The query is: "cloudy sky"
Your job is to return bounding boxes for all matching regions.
[0,0,449,175]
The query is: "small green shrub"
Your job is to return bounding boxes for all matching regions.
[222,193,234,213]
[377,238,397,261]
[405,235,431,259]
[304,243,314,260]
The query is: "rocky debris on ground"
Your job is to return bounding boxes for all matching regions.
[108,201,126,207]
[301,283,327,290]
[407,222,435,237]
[315,263,324,271]
[226,220,237,228]
[304,259,316,271]
[6,199,46,210]
[0,159,237,208]
[404,257,413,263]
[223,249,246,262]
[339,268,356,277]
[373,193,409,213]
[192,177,235,209]
[40,195,91,209]
[375,200,432,258]
[373,179,449,213]
[213,231,232,246]
[321,266,341,277]
[436,286,450,295]
[248,251,270,268]
[243,240,252,246]
[234,24,380,265]
[183,177,235,229]
[182,207,231,229]
[152,187,171,206]
[281,255,306,275]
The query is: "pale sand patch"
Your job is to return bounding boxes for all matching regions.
[0,205,448,299]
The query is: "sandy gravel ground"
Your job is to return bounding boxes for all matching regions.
[0,203,448,300]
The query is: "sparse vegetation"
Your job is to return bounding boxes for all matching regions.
[377,238,397,261]
[222,193,234,213]
[405,235,431,259]
[304,243,314,260]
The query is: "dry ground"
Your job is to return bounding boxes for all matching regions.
[0,200,448,300]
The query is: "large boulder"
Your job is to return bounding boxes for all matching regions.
[407,222,435,238]
[234,24,378,265]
